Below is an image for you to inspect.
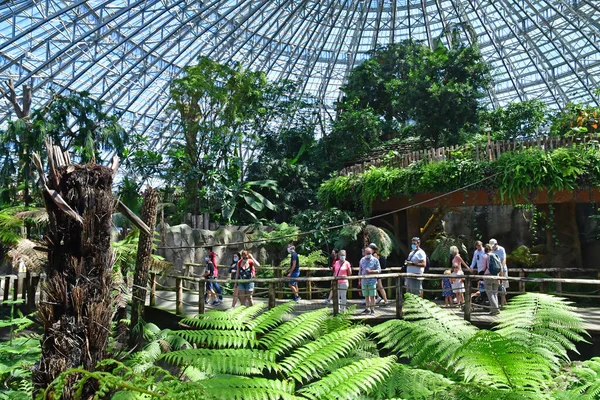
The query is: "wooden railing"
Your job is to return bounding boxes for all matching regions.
[338,135,597,176]
[0,272,43,312]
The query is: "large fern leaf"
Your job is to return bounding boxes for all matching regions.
[160,349,278,375]
[298,356,397,400]
[280,326,370,383]
[174,329,258,348]
[494,293,588,367]
[372,294,477,368]
[554,357,600,400]
[373,364,454,400]
[247,302,295,334]
[453,330,552,392]
[200,376,297,400]
[259,308,330,356]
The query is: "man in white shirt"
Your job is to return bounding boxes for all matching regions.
[405,237,427,296]
[470,241,485,273]
[489,238,508,305]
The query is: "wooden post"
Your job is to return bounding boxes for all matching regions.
[149,273,156,307]
[198,279,205,315]
[27,274,40,312]
[276,267,283,300]
[175,278,183,316]
[306,269,312,300]
[519,269,525,293]
[22,272,30,303]
[268,282,276,309]
[3,276,10,302]
[387,276,392,300]
[464,276,472,322]
[395,277,403,319]
[12,277,19,302]
[556,270,562,294]
[332,279,339,316]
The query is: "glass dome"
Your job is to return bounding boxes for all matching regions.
[1,0,599,141]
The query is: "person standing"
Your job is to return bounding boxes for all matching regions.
[332,250,352,312]
[324,249,339,305]
[482,244,500,315]
[228,252,241,308]
[369,243,389,306]
[286,244,301,302]
[405,237,427,296]
[207,247,223,303]
[489,238,509,305]
[203,254,218,305]
[236,250,258,306]
[359,246,381,316]
[469,241,485,274]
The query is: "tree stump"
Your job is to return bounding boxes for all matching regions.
[32,152,115,398]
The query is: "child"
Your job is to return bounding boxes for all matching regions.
[442,269,453,307]
[451,265,465,305]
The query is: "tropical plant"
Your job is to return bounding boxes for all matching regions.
[336,221,397,257]
[218,179,277,224]
[281,250,328,270]
[482,99,548,141]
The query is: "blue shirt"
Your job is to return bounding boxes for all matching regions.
[359,256,381,286]
[290,251,300,274]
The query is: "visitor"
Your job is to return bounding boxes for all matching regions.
[442,269,454,307]
[489,238,509,306]
[359,246,381,316]
[286,244,301,302]
[405,237,427,296]
[469,241,485,274]
[236,250,258,306]
[228,252,241,307]
[207,247,223,303]
[324,248,339,305]
[450,245,471,271]
[203,254,218,305]
[482,244,500,315]
[450,246,466,306]
[332,249,352,312]
[369,243,389,306]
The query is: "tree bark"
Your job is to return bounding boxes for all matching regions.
[129,187,159,350]
[33,161,115,399]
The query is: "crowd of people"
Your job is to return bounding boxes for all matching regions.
[200,237,510,316]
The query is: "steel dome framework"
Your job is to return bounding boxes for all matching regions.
[1,0,599,143]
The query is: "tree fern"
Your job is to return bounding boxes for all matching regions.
[280,326,370,383]
[298,355,397,400]
[160,348,278,375]
[554,357,600,400]
[372,294,477,369]
[174,329,258,348]
[200,376,297,400]
[247,302,295,334]
[373,364,454,400]
[494,293,588,367]
[453,330,552,392]
[259,308,330,356]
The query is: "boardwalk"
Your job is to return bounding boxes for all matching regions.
[149,291,600,333]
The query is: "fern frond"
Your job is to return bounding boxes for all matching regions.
[555,357,600,400]
[298,356,396,400]
[248,302,295,334]
[259,308,330,356]
[174,329,258,348]
[180,312,245,331]
[200,376,296,400]
[160,349,278,375]
[322,310,354,334]
[227,303,267,324]
[280,326,369,383]
[374,364,454,400]
[372,294,477,368]
[495,293,588,366]
[453,330,552,392]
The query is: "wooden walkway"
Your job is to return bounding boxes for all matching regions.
[148,290,600,333]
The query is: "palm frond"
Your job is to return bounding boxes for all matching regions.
[174,330,258,348]
[200,377,296,400]
[494,293,588,371]
[453,330,552,392]
[298,356,397,400]
[259,308,330,356]
[6,238,47,273]
[160,349,278,375]
[247,302,295,334]
[280,326,370,383]
[372,294,477,369]
[13,208,48,224]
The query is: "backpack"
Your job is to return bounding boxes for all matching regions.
[425,256,431,272]
[239,265,253,280]
[488,253,502,275]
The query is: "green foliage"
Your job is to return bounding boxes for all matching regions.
[556,357,600,399]
[281,250,328,269]
[290,208,355,253]
[428,233,469,267]
[219,179,277,223]
[319,144,600,211]
[482,100,548,141]
[550,103,600,137]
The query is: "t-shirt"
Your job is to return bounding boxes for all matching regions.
[406,248,426,275]
[333,260,351,285]
[209,251,219,278]
[205,261,215,279]
[492,245,506,263]
[470,249,486,272]
[290,251,300,274]
[228,261,238,279]
[359,256,381,286]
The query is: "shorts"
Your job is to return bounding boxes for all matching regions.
[238,282,254,292]
[363,284,376,297]
[289,270,300,286]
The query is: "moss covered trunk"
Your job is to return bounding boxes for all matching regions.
[33,163,115,398]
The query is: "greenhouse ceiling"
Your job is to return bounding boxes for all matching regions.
[1,0,599,141]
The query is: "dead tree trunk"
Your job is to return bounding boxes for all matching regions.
[129,187,159,350]
[32,145,115,399]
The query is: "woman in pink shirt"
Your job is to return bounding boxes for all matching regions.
[332,249,352,312]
